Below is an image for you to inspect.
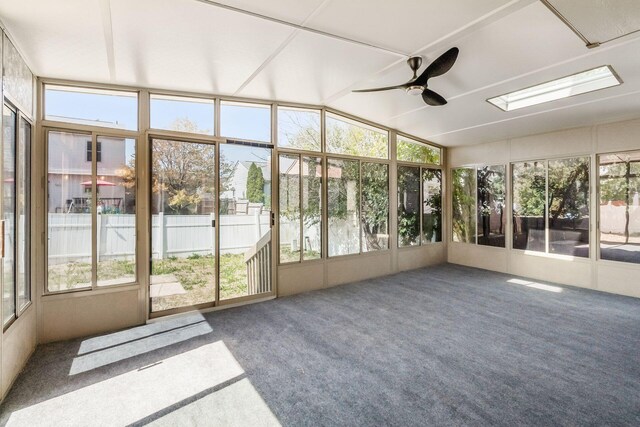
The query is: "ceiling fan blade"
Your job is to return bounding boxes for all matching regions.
[422,89,447,106]
[352,83,408,93]
[414,47,459,86]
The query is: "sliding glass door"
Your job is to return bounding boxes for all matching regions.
[150,138,217,312]
[150,138,273,315]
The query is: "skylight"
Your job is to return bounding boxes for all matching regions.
[487,65,621,112]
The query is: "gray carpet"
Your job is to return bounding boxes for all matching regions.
[1,264,639,426]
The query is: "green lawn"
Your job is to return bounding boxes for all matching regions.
[48,253,261,312]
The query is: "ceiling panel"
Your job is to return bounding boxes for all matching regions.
[237,30,398,105]
[110,0,295,94]
[211,0,327,25]
[0,0,110,81]
[431,91,640,147]
[392,35,640,146]
[305,0,512,54]
[545,0,640,45]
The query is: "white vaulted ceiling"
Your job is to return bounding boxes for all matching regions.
[1,0,640,146]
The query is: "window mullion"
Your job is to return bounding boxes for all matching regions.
[91,133,98,289]
[299,154,303,263]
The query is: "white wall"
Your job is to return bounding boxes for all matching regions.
[448,116,640,298]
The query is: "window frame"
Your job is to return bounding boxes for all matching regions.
[2,100,33,330]
[325,111,390,160]
[596,149,640,265]
[43,83,139,132]
[397,162,443,248]
[44,127,139,295]
[149,93,216,136]
[396,133,442,166]
[451,164,507,247]
[510,155,591,257]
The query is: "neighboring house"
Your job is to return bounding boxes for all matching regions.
[221,160,271,201]
[48,127,128,213]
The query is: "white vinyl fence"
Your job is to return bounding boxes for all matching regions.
[600,204,640,234]
[48,212,272,265]
[47,205,640,265]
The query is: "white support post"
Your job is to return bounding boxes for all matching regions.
[96,213,102,263]
[158,211,165,260]
[210,212,216,256]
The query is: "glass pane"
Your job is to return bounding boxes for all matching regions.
[548,157,590,257]
[220,144,272,299]
[477,165,506,247]
[3,106,16,323]
[422,168,442,244]
[302,156,322,260]
[150,139,216,312]
[397,136,440,164]
[452,168,476,243]
[47,131,93,292]
[398,166,420,247]
[17,118,31,309]
[279,154,300,263]
[328,158,360,256]
[512,161,546,252]
[97,137,137,286]
[325,113,388,159]
[277,107,320,151]
[45,85,138,131]
[220,101,271,142]
[599,151,640,263]
[361,163,388,251]
[150,94,214,135]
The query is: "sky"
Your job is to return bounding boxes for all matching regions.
[46,88,272,163]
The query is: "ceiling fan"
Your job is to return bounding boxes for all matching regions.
[352,47,459,106]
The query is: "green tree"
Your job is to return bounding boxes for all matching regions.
[246,162,265,204]
[477,166,505,243]
[452,168,476,243]
[122,117,235,214]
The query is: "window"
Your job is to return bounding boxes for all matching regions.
[47,131,137,292]
[548,158,589,257]
[512,157,590,256]
[328,158,360,256]
[325,113,388,159]
[477,165,506,247]
[398,166,420,247]
[97,137,137,285]
[452,168,476,243]
[3,105,16,325]
[220,101,271,142]
[86,141,102,162]
[512,161,546,252]
[302,156,322,260]
[397,136,441,165]
[361,163,389,251]
[278,154,323,263]
[599,151,640,264]
[17,117,31,311]
[398,167,442,246]
[279,154,301,263]
[422,169,442,244]
[150,94,214,135]
[2,104,31,326]
[45,85,138,131]
[277,106,321,151]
